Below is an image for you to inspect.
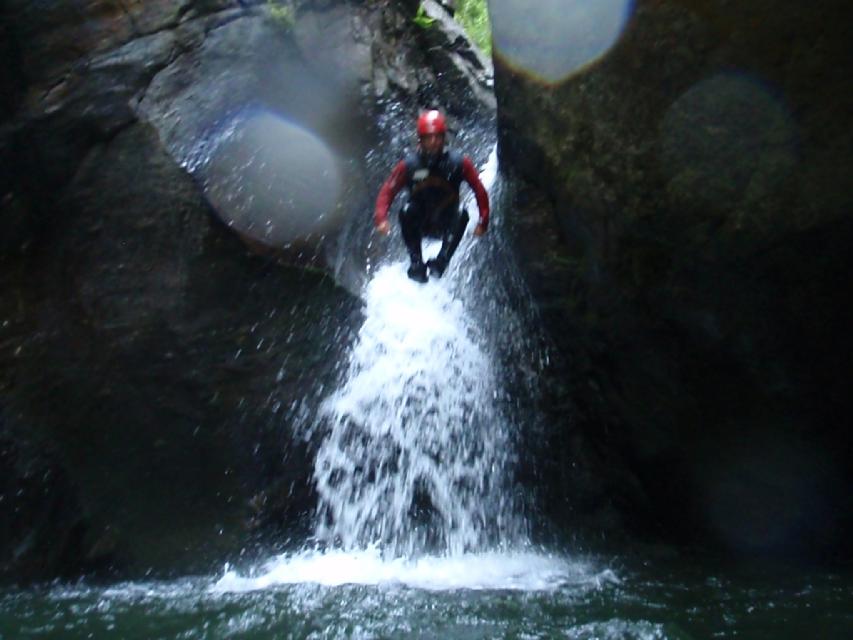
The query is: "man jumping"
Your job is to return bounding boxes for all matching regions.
[374,110,490,282]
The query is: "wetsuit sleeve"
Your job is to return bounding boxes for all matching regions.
[374,160,408,226]
[462,156,490,228]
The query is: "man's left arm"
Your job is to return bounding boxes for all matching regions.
[461,156,489,236]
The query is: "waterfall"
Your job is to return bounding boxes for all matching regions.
[213,149,590,593]
[311,149,527,557]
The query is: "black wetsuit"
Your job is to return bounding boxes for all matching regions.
[375,149,489,277]
[398,150,469,266]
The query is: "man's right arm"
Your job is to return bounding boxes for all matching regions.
[461,156,489,235]
[374,160,408,233]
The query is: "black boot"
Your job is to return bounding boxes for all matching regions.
[407,260,428,283]
[426,255,447,277]
[428,208,469,278]
[400,203,428,282]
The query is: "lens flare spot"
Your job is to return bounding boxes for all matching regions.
[490,0,635,83]
[202,112,343,248]
[660,72,798,222]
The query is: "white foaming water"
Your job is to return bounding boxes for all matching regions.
[312,262,518,556]
[212,548,618,593]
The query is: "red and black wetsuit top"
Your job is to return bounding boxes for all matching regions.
[374,150,490,228]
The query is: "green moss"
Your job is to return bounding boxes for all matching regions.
[413,1,492,56]
[267,0,295,29]
[455,0,491,55]
[413,3,436,29]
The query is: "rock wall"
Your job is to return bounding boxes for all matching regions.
[493,0,852,560]
[0,115,362,582]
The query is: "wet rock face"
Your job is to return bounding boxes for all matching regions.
[0,419,91,583]
[0,119,363,583]
[494,0,853,559]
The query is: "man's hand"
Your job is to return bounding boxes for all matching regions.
[376,220,391,236]
[473,222,488,237]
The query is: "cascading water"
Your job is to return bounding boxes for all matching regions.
[313,265,511,556]
[312,149,526,558]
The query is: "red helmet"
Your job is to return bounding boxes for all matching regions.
[417,110,447,136]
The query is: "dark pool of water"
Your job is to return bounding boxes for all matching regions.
[2,550,850,639]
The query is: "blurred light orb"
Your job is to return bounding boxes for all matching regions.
[660,72,798,217]
[202,112,343,248]
[489,0,635,83]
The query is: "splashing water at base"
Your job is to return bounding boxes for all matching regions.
[212,548,617,593]
[5,556,850,640]
[311,261,523,557]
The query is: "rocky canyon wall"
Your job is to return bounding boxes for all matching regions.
[492,0,852,560]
